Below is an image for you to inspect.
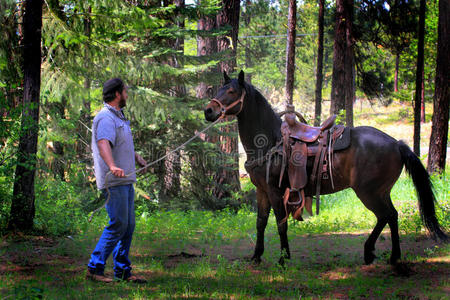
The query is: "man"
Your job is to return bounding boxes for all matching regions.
[87,78,147,283]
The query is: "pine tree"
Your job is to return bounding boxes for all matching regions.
[413,0,426,156]
[331,0,355,127]
[285,0,296,106]
[9,0,43,231]
[314,0,325,126]
[427,0,449,174]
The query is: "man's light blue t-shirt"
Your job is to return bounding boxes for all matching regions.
[92,103,136,190]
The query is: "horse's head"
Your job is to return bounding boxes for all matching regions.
[204,70,246,122]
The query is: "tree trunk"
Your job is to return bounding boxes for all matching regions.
[331,0,354,124]
[285,0,297,106]
[427,0,449,174]
[420,70,425,123]
[217,0,240,73]
[314,0,324,126]
[79,6,92,159]
[196,12,217,100]
[394,53,399,92]
[413,0,426,156]
[49,98,66,181]
[244,0,252,84]
[162,0,185,201]
[194,2,220,207]
[213,0,241,200]
[345,0,355,128]
[9,0,43,231]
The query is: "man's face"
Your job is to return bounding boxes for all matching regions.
[118,88,128,108]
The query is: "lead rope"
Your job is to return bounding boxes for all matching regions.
[88,117,224,222]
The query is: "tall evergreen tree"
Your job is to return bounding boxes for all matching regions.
[427,0,449,174]
[314,0,325,126]
[162,0,186,202]
[213,0,241,200]
[285,0,296,106]
[331,0,355,127]
[9,0,43,231]
[413,0,426,156]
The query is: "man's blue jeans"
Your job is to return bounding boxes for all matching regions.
[88,184,135,278]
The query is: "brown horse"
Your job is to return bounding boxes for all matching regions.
[204,71,447,266]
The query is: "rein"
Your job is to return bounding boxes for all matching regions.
[88,116,223,222]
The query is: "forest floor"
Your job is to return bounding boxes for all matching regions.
[0,222,449,299]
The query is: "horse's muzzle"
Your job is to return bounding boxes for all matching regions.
[204,107,219,122]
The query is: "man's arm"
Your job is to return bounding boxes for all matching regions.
[97,139,125,177]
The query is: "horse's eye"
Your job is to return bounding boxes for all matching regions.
[228,90,235,94]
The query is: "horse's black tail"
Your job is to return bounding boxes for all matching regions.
[398,141,448,241]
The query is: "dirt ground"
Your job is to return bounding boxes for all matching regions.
[1,231,448,299]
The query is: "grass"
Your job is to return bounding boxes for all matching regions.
[1,172,449,299]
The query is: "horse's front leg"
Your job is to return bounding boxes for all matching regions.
[268,188,290,266]
[251,187,271,264]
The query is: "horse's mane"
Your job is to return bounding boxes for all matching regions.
[242,82,282,141]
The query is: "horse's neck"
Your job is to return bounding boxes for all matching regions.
[237,90,281,161]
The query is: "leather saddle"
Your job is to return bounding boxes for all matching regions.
[284,114,337,143]
[280,114,341,223]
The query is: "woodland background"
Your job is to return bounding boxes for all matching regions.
[0,0,448,235]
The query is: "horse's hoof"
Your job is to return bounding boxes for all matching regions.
[364,251,377,265]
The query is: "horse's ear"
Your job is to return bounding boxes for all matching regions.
[238,70,245,86]
[223,71,231,84]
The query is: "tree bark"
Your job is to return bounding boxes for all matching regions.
[214,0,241,200]
[394,53,399,92]
[420,70,425,123]
[194,2,220,207]
[427,0,449,174]
[413,0,426,156]
[196,13,217,100]
[285,0,297,106]
[244,0,252,84]
[9,0,43,231]
[162,0,185,201]
[79,6,92,159]
[314,0,325,126]
[331,0,354,126]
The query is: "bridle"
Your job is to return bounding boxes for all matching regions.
[210,89,246,119]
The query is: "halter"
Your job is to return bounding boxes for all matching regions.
[210,89,246,119]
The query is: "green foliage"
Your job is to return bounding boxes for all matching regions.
[238,0,335,114]
[33,177,87,236]
[396,0,438,102]
[0,0,22,233]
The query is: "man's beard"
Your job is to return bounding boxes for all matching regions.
[119,95,126,108]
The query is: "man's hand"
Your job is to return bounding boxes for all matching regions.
[110,165,125,178]
[135,153,148,173]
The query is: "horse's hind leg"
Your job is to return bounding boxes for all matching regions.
[364,216,388,264]
[386,201,400,265]
[358,192,400,265]
[251,188,271,264]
